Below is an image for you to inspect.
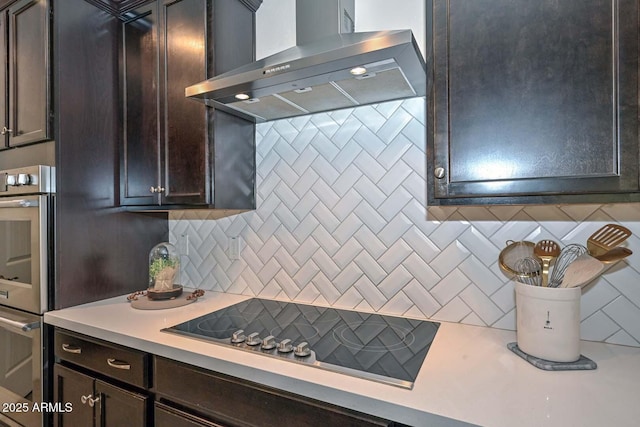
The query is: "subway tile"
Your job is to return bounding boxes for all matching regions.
[432,297,471,323]
[580,311,620,342]
[459,285,503,325]
[603,297,640,343]
[430,269,471,305]
[378,133,412,170]
[354,275,387,311]
[402,279,442,317]
[458,256,504,296]
[430,242,471,278]
[379,291,414,316]
[334,287,366,310]
[604,329,640,347]
[310,113,340,140]
[378,265,413,299]
[376,106,413,144]
[378,240,413,273]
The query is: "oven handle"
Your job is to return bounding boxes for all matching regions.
[0,315,41,332]
[0,199,39,208]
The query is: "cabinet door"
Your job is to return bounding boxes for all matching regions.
[121,3,161,206]
[95,380,148,427]
[159,0,209,205]
[429,0,639,204]
[53,364,94,427]
[7,0,50,147]
[0,10,7,149]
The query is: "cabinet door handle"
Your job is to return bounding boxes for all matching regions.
[88,396,100,408]
[80,395,100,408]
[81,394,100,406]
[61,343,82,354]
[149,186,165,193]
[1,127,12,135]
[106,358,131,370]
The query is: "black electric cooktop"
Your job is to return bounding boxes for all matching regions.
[162,298,440,389]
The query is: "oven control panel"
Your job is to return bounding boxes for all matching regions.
[0,165,54,194]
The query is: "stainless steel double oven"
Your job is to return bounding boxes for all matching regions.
[0,166,54,427]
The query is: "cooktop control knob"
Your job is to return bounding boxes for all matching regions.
[246,332,261,346]
[231,329,246,344]
[6,175,16,186]
[294,342,311,357]
[261,335,276,350]
[277,339,293,353]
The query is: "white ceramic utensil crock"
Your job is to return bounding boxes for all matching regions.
[515,282,581,362]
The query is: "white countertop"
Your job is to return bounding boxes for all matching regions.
[44,291,640,427]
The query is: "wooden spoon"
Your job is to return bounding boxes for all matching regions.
[534,239,561,287]
[559,253,605,288]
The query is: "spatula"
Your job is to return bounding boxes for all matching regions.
[594,247,633,264]
[559,253,605,289]
[587,224,632,257]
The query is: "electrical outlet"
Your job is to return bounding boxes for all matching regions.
[228,236,241,260]
[178,234,189,256]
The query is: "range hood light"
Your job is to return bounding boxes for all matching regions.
[350,66,367,76]
[235,93,250,100]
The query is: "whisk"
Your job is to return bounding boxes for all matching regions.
[514,257,543,286]
[548,244,588,287]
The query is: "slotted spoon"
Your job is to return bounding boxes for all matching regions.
[534,239,560,287]
[587,224,632,257]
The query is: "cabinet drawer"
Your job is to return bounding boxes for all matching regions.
[155,402,226,427]
[54,330,149,388]
[154,357,392,427]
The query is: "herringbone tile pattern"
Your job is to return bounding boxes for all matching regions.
[170,98,640,347]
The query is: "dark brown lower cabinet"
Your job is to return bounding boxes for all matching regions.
[154,356,401,427]
[50,328,407,426]
[52,329,150,427]
[53,364,148,427]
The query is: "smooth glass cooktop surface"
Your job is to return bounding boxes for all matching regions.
[163,298,440,388]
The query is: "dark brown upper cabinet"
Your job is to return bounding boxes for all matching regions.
[120,0,257,209]
[0,0,51,149]
[427,0,639,205]
[86,0,262,17]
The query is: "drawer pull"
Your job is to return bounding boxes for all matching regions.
[62,343,82,354]
[106,358,131,370]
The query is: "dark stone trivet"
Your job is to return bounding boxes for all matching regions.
[507,342,597,371]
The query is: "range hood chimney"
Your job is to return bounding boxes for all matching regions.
[186,0,426,123]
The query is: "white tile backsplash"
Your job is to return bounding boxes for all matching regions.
[170,98,640,347]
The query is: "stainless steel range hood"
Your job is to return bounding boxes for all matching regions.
[185,1,426,123]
